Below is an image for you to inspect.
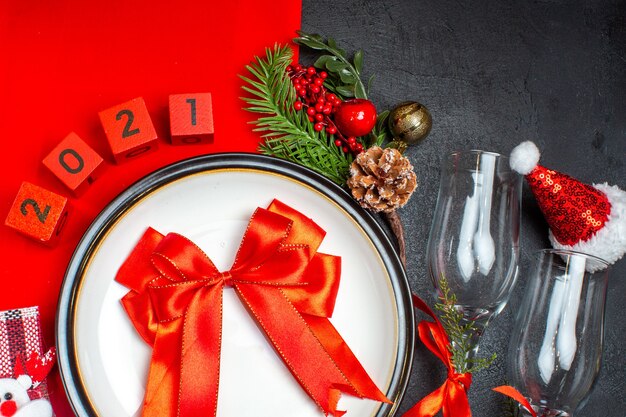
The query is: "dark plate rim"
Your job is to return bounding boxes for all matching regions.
[56,153,415,417]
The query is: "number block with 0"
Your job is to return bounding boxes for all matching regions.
[4,182,70,246]
[99,97,159,163]
[42,132,105,196]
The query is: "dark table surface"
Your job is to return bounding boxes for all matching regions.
[301,1,626,415]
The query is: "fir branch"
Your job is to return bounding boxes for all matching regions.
[241,44,353,185]
[434,276,497,374]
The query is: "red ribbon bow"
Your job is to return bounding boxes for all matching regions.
[116,199,389,417]
[402,294,472,417]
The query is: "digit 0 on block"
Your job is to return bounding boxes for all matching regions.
[4,182,69,246]
[98,97,158,163]
[42,132,105,196]
[169,93,214,145]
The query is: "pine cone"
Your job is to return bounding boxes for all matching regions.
[347,146,417,213]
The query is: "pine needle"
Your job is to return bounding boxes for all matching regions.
[435,276,497,374]
[240,44,353,185]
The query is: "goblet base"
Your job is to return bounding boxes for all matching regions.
[521,404,570,417]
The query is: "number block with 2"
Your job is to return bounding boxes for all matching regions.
[43,132,105,196]
[99,97,159,163]
[4,182,70,245]
[169,93,214,145]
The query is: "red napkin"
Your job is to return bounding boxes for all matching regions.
[0,1,302,415]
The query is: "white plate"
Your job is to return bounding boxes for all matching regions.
[57,154,413,417]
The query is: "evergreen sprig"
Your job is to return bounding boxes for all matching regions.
[293,31,368,100]
[240,44,353,185]
[434,276,497,374]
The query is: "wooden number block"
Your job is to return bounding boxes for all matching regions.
[169,93,214,145]
[99,97,159,163]
[42,132,105,196]
[4,182,69,246]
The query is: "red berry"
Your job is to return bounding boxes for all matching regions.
[356,143,364,152]
[311,86,321,94]
[314,78,324,86]
[347,136,356,145]
[294,101,303,111]
[334,139,342,147]
[342,146,349,153]
[306,107,316,116]
[314,103,324,113]
[287,65,293,72]
[307,66,316,75]
[320,71,328,79]
[326,93,336,101]
[333,99,342,107]
[298,88,307,97]
[315,113,324,122]
[327,126,337,135]
[317,96,326,104]
[308,115,315,122]
[295,64,303,72]
[333,99,377,137]
[322,105,332,115]
[314,122,324,131]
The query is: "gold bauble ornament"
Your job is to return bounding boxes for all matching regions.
[388,101,432,145]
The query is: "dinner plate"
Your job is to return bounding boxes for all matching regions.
[57,153,414,417]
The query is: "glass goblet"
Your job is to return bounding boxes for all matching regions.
[507,249,609,417]
[426,150,522,365]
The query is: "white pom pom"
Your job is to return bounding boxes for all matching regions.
[510,141,540,175]
[16,374,33,389]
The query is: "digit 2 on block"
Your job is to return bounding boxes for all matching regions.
[98,97,159,163]
[4,182,70,246]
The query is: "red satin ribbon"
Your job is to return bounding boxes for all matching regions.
[116,199,389,417]
[492,386,538,417]
[402,294,472,417]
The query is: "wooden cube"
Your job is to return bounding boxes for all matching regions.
[42,132,105,196]
[169,93,214,145]
[4,182,70,245]
[99,97,159,163]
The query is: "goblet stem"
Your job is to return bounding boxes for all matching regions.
[450,315,489,373]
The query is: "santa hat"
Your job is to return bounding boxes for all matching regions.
[510,141,626,272]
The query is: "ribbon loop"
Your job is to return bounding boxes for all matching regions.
[116,200,388,417]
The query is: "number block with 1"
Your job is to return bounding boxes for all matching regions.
[169,93,214,145]
[42,132,105,196]
[4,182,70,245]
[99,97,159,163]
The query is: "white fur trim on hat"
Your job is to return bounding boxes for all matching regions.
[549,183,626,272]
[510,141,541,175]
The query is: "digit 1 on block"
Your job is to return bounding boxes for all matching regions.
[4,182,70,246]
[98,97,159,163]
[42,132,105,196]
[168,93,214,145]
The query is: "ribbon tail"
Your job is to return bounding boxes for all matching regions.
[443,381,471,417]
[235,284,358,416]
[179,285,223,417]
[304,314,390,403]
[141,320,182,417]
[493,386,538,417]
[401,382,447,417]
